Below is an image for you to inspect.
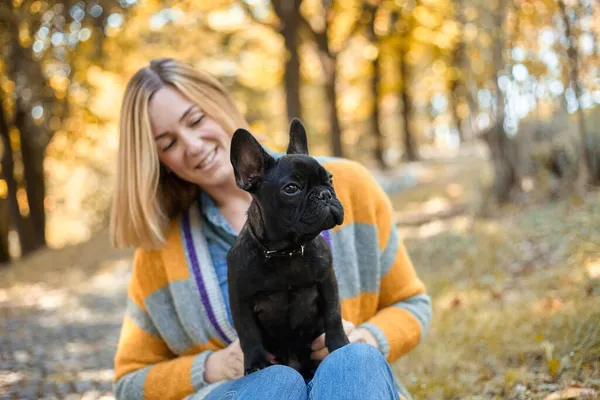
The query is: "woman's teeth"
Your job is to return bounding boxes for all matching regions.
[198,148,217,169]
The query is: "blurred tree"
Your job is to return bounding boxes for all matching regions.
[244,0,303,122]
[0,90,32,259]
[481,0,517,203]
[557,0,589,193]
[0,197,8,264]
[0,0,129,260]
[448,0,467,143]
[273,0,303,122]
[300,1,345,157]
[0,0,52,255]
[366,2,385,168]
[396,0,419,161]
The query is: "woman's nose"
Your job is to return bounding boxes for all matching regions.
[181,132,203,158]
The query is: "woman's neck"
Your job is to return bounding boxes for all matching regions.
[203,178,252,233]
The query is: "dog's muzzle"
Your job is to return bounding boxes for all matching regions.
[318,189,332,201]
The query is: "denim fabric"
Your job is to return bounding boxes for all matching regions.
[204,343,404,400]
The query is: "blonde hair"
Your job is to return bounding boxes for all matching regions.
[110,58,250,249]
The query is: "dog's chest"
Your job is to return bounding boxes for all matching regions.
[246,246,322,285]
[250,255,326,337]
[252,284,320,334]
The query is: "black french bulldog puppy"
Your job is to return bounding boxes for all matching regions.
[227,119,349,379]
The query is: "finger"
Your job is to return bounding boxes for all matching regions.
[311,347,329,361]
[311,333,326,351]
[231,366,243,380]
[347,330,367,343]
[226,362,244,380]
[342,320,356,335]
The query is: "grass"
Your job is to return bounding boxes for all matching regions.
[0,228,133,289]
[2,148,599,399]
[391,187,600,399]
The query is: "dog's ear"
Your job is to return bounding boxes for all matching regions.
[287,118,309,156]
[230,129,275,191]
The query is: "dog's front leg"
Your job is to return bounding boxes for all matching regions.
[317,269,350,353]
[229,284,271,375]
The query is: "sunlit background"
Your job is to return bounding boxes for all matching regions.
[0,0,598,253]
[1,0,599,399]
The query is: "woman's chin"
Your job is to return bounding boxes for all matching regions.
[192,163,234,190]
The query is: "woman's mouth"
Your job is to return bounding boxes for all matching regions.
[196,147,218,170]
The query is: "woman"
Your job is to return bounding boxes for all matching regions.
[111,58,431,400]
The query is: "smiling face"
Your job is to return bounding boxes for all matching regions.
[148,85,234,190]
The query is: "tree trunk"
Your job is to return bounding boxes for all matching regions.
[483,123,517,202]
[371,56,385,167]
[493,0,506,123]
[367,6,385,168]
[298,3,346,157]
[399,55,418,161]
[0,97,35,256]
[482,0,518,203]
[558,0,589,191]
[450,0,467,143]
[323,54,343,157]
[449,77,466,144]
[0,102,16,264]
[0,198,9,264]
[275,0,303,122]
[14,102,46,251]
[4,18,49,253]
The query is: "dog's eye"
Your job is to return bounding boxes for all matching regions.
[283,184,300,194]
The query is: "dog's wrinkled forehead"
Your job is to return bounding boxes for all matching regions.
[271,155,328,182]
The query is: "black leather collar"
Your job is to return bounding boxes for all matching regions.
[247,224,305,260]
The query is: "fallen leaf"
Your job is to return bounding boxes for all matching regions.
[533,296,564,314]
[536,333,544,342]
[548,358,560,378]
[543,387,597,400]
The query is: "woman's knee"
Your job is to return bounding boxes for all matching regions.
[322,342,385,369]
[310,343,399,400]
[248,365,306,398]
[260,364,305,382]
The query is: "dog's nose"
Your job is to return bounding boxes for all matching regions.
[318,189,332,201]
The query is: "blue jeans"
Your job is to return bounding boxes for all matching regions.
[205,343,402,400]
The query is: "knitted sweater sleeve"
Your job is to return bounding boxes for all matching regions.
[348,163,433,363]
[113,249,214,400]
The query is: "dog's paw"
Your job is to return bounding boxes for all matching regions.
[244,358,271,376]
[244,350,272,376]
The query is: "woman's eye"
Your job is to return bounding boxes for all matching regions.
[284,184,300,194]
[163,139,176,151]
[190,115,204,127]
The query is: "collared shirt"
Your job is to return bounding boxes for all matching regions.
[198,147,281,325]
[199,191,237,325]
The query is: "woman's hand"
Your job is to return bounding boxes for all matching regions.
[310,320,379,361]
[204,339,244,383]
[204,339,278,383]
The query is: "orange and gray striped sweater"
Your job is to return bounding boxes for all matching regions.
[113,158,432,399]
